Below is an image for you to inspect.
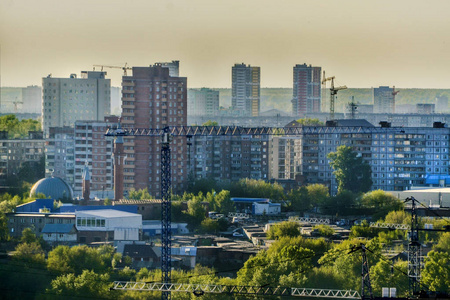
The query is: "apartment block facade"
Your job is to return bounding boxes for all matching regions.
[45,127,75,185]
[373,86,395,114]
[121,65,187,197]
[292,64,321,117]
[190,135,270,182]
[231,63,260,117]
[0,131,44,187]
[44,116,118,198]
[42,71,111,136]
[187,88,220,116]
[269,121,450,194]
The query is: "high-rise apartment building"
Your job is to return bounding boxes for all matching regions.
[187,88,220,116]
[45,116,118,198]
[22,85,42,114]
[42,71,111,136]
[121,65,187,197]
[373,86,395,114]
[231,63,260,117]
[292,64,322,117]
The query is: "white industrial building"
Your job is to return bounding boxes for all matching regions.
[76,209,142,243]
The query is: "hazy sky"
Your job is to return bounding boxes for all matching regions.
[1,0,449,88]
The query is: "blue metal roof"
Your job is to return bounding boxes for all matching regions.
[231,197,270,203]
[16,199,55,213]
[41,223,76,234]
[57,205,137,214]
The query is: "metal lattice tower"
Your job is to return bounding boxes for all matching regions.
[161,129,172,300]
[406,196,421,296]
[360,244,373,300]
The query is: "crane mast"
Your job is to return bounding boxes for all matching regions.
[321,75,347,120]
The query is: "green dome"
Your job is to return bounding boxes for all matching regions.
[30,177,73,202]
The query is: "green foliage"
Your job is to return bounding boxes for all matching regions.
[361,190,404,220]
[14,241,45,265]
[48,270,112,299]
[186,193,207,229]
[434,232,450,252]
[47,245,110,274]
[318,238,382,290]
[231,178,285,201]
[324,190,357,216]
[384,210,411,224]
[267,221,300,239]
[237,243,314,287]
[370,260,409,297]
[128,188,152,200]
[201,120,219,126]
[200,218,221,233]
[205,190,234,214]
[313,225,335,237]
[296,118,324,126]
[0,114,41,139]
[287,186,310,212]
[306,184,330,209]
[103,197,112,205]
[421,250,450,293]
[328,145,372,194]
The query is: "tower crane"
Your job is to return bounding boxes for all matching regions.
[392,86,399,114]
[93,63,132,76]
[322,75,347,120]
[105,124,404,299]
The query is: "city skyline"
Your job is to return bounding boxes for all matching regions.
[1,0,450,89]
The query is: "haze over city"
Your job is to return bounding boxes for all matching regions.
[1,0,450,88]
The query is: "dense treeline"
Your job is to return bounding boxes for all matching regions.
[0,114,41,138]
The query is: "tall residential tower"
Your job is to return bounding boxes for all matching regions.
[292,64,321,117]
[373,86,395,114]
[42,71,111,136]
[120,64,187,198]
[231,63,260,117]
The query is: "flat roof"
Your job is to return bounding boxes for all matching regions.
[76,209,140,218]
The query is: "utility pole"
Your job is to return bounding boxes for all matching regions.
[405,197,421,296]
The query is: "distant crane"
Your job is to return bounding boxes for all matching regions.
[392,86,399,113]
[348,96,358,120]
[93,63,132,76]
[322,73,347,120]
[13,97,23,113]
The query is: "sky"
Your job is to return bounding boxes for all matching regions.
[1,0,450,89]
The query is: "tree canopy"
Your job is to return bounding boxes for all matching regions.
[328,145,372,194]
[0,114,41,138]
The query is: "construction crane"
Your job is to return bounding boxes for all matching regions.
[105,124,404,300]
[322,74,347,120]
[370,196,449,296]
[93,63,132,76]
[392,86,399,114]
[13,97,23,113]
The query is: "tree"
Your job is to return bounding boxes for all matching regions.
[421,250,450,293]
[313,225,335,237]
[287,186,310,212]
[361,190,404,220]
[14,242,45,265]
[128,188,152,200]
[48,270,112,299]
[328,145,372,194]
[434,232,450,252]
[296,118,324,126]
[370,260,408,297]
[267,221,300,239]
[306,184,330,210]
[47,245,108,274]
[201,120,219,126]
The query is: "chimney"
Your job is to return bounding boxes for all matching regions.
[114,124,125,201]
